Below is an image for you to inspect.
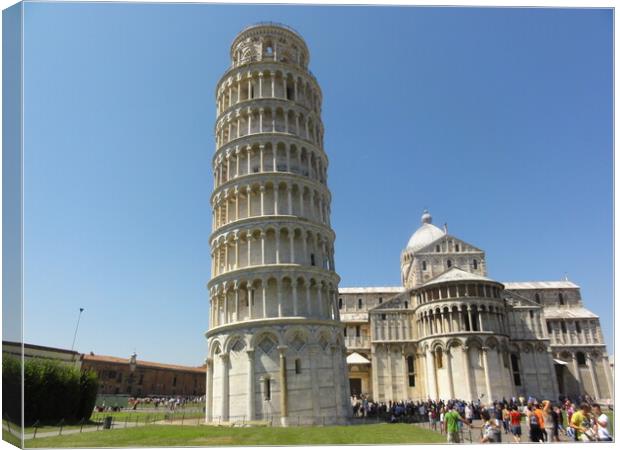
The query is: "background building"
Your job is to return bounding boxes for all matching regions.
[206,23,350,426]
[341,210,613,404]
[3,342,205,398]
[81,352,205,398]
[2,341,81,369]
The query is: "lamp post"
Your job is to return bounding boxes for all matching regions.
[71,307,85,352]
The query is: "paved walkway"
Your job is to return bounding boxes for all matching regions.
[427,419,573,444]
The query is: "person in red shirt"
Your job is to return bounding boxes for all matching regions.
[509,406,522,443]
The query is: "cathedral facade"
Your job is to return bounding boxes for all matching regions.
[341,210,613,404]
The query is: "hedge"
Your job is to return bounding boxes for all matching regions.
[2,355,99,424]
[2,354,22,423]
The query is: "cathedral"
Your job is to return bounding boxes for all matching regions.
[205,23,612,426]
[341,210,613,405]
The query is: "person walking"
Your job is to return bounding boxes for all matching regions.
[570,402,594,442]
[542,401,554,442]
[502,405,511,434]
[526,404,544,443]
[596,415,612,441]
[480,411,501,443]
[465,403,474,425]
[445,404,466,443]
[509,405,522,443]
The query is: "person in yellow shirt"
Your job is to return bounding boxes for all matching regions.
[570,403,594,442]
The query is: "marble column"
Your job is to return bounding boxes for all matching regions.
[587,354,601,400]
[292,281,298,316]
[332,345,346,419]
[387,345,394,401]
[206,357,214,422]
[546,349,559,400]
[309,346,321,421]
[246,350,255,421]
[602,356,613,400]
[278,346,289,426]
[426,349,438,400]
[572,352,583,395]
[220,353,230,421]
[277,282,283,317]
[371,348,379,401]
[462,346,473,401]
[446,347,455,400]
[481,347,493,402]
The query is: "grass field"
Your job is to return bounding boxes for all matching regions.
[21,410,204,434]
[4,429,22,447]
[23,423,445,447]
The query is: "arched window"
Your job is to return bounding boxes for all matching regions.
[311,254,315,266]
[295,359,302,374]
[447,259,452,268]
[535,293,541,304]
[358,298,363,309]
[576,352,586,366]
[559,293,564,305]
[529,310,534,319]
[435,348,443,369]
[422,261,427,271]
[473,259,478,270]
[455,244,460,252]
[338,298,343,310]
[263,378,271,400]
[404,301,408,309]
[407,356,416,387]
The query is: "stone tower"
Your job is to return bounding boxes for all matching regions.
[206,23,350,426]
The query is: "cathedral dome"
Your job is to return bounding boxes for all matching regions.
[406,209,445,252]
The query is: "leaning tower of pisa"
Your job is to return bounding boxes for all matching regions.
[205,23,350,426]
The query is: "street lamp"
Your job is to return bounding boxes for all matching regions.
[71,307,85,352]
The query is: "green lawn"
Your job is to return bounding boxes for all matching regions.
[24,423,445,447]
[3,429,22,448]
[21,411,204,434]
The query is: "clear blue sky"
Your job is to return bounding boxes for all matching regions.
[18,3,613,365]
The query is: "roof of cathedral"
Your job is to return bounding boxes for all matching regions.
[405,209,446,252]
[502,281,580,289]
[543,307,598,319]
[422,266,498,287]
[339,287,404,294]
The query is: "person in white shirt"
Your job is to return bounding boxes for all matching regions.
[596,416,612,441]
[465,404,473,425]
[592,404,611,441]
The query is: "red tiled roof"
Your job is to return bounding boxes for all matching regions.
[81,354,205,373]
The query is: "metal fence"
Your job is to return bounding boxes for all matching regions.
[4,410,206,440]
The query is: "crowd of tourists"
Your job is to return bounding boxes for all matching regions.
[95,395,204,412]
[350,394,613,443]
[127,395,205,410]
